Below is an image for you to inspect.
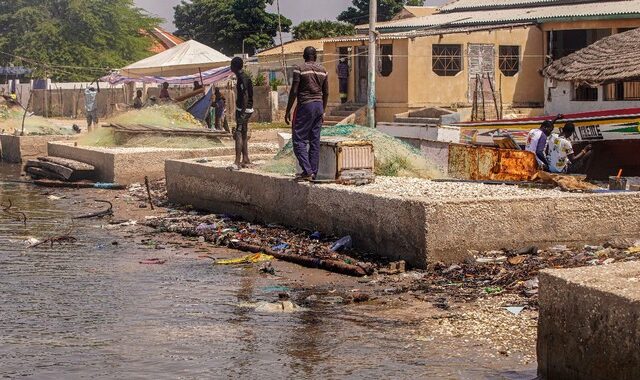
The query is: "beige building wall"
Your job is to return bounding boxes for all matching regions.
[408,26,544,110]
[324,19,640,123]
[324,39,410,121]
[324,27,545,122]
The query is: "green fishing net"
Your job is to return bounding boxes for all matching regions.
[262,124,442,179]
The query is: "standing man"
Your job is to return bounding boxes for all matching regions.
[285,46,329,182]
[84,83,100,132]
[547,122,593,173]
[230,57,254,170]
[525,120,554,170]
[336,57,349,104]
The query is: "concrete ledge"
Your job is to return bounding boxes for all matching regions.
[537,262,640,380]
[48,142,277,184]
[1,134,77,163]
[165,159,640,267]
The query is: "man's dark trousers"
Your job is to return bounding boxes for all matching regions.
[293,101,324,177]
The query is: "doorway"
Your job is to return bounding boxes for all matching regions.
[355,46,368,104]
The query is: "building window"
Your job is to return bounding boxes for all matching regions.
[573,84,598,101]
[432,44,462,76]
[604,81,640,101]
[499,45,520,76]
[379,44,393,77]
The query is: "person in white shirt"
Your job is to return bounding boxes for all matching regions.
[525,120,554,169]
[547,122,592,173]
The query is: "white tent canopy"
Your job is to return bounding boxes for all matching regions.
[121,40,231,77]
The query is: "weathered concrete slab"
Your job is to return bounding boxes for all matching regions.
[48,142,277,184]
[0,134,77,163]
[165,159,640,268]
[537,262,640,380]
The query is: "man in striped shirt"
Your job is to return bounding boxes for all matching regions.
[285,46,329,181]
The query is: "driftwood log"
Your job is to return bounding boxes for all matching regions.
[229,241,367,277]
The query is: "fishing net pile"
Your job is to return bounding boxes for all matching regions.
[106,104,202,129]
[0,104,74,136]
[78,104,222,149]
[262,124,442,179]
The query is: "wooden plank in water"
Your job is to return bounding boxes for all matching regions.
[38,156,95,171]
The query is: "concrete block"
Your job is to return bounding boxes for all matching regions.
[1,134,77,163]
[165,160,640,268]
[277,132,292,149]
[537,262,640,380]
[48,142,277,184]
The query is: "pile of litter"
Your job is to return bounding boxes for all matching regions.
[143,212,378,277]
[0,104,75,136]
[412,240,640,306]
[261,124,442,179]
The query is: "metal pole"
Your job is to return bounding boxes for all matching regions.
[367,0,377,128]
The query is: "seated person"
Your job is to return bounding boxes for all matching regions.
[133,90,144,109]
[159,82,172,101]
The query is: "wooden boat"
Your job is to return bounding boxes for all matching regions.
[452,107,640,179]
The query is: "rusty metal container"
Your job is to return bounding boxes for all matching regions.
[317,137,375,185]
[448,143,538,181]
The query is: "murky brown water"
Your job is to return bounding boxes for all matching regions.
[0,163,536,379]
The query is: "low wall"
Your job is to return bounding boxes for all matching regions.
[537,262,640,380]
[0,134,77,163]
[48,142,277,184]
[165,160,640,267]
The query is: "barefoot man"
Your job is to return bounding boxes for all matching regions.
[230,57,254,170]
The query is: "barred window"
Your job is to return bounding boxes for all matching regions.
[573,84,598,101]
[432,44,462,76]
[379,44,393,77]
[499,45,520,76]
[604,81,640,101]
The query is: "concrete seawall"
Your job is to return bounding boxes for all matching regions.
[166,159,640,268]
[1,135,77,163]
[537,262,640,379]
[48,142,276,184]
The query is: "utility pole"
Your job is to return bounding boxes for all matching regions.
[367,0,377,128]
[276,0,289,86]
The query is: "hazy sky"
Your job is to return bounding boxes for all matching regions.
[134,0,445,31]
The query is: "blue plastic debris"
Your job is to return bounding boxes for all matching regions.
[272,243,290,251]
[330,236,352,252]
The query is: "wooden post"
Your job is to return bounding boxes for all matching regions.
[488,73,500,120]
[480,74,486,121]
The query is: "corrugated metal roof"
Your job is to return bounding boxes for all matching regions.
[323,23,534,42]
[439,0,564,12]
[356,0,640,31]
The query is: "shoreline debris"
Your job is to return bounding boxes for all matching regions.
[73,200,113,219]
[1,199,27,225]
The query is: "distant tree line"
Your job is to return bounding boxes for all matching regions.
[174,0,292,55]
[0,0,160,81]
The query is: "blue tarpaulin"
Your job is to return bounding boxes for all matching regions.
[0,66,32,76]
[187,87,214,121]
